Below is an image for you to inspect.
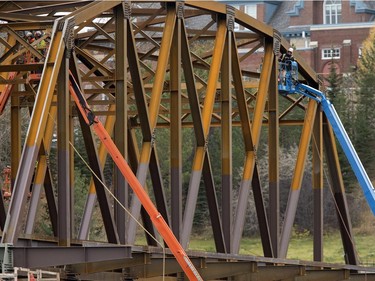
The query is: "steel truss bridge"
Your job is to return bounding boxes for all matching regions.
[0,1,374,280]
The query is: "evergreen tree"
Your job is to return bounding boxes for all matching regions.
[325,58,342,102]
[324,59,356,185]
[354,27,375,174]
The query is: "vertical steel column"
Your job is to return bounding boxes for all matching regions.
[181,19,226,251]
[126,4,176,244]
[313,109,323,261]
[323,116,358,265]
[78,104,116,240]
[69,90,75,239]
[70,41,119,243]
[10,95,21,190]
[127,127,158,246]
[230,35,255,254]
[25,101,57,235]
[76,110,119,243]
[149,149,170,226]
[114,3,128,245]
[0,35,17,230]
[279,99,317,258]
[232,39,274,254]
[203,153,226,253]
[268,56,279,258]
[1,20,66,244]
[57,50,70,246]
[3,36,20,230]
[221,7,232,253]
[7,36,19,201]
[181,18,227,248]
[170,4,182,240]
[74,48,117,240]
[7,93,20,229]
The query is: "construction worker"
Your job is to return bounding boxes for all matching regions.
[34,31,46,50]
[279,47,295,65]
[25,31,35,44]
[24,32,35,63]
[34,31,46,60]
[278,47,295,85]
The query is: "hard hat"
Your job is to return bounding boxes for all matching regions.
[288,47,294,53]
[25,31,33,38]
[35,31,42,37]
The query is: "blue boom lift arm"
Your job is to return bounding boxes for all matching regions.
[279,60,375,215]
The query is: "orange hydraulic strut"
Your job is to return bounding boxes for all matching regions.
[0,72,17,115]
[68,75,203,281]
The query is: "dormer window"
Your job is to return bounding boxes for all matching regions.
[324,0,342,24]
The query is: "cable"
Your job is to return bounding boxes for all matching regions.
[46,97,168,279]
[71,139,167,279]
[71,143,161,245]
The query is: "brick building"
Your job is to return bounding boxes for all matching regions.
[222,0,375,76]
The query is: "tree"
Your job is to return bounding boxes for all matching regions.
[324,59,356,186]
[325,59,342,101]
[354,27,375,175]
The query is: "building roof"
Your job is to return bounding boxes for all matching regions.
[351,0,375,13]
[267,1,295,29]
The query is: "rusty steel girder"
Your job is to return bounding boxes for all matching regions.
[0,1,374,280]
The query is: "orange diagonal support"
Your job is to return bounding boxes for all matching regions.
[69,75,203,281]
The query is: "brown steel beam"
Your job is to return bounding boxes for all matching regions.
[252,164,273,258]
[221,11,232,253]
[181,17,227,249]
[125,7,158,245]
[75,48,113,79]
[313,108,323,261]
[0,12,55,22]
[126,3,176,245]
[149,148,170,227]
[0,38,18,230]
[3,1,91,14]
[127,126,158,246]
[76,46,117,240]
[232,39,274,254]
[114,3,128,245]
[1,18,66,244]
[57,50,70,246]
[0,42,22,66]
[72,37,120,242]
[13,246,132,268]
[3,26,43,60]
[268,55,280,258]
[280,99,318,258]
[78,105,116,240]
[25,98,58,236]
[43,163,58,236]
[58,1,121,26]
[203,152,226,253]
[77,111,120,244]
[170,11,182,240]
[323,116,358,265]
[0,22,53,30]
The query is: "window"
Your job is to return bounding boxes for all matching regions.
[322,48,340,59]
[324,0,341,24]
[234,4,256,31]
[244,4,257,18]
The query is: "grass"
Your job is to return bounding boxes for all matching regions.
[135,210,375,266]
[187,232,375,266]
